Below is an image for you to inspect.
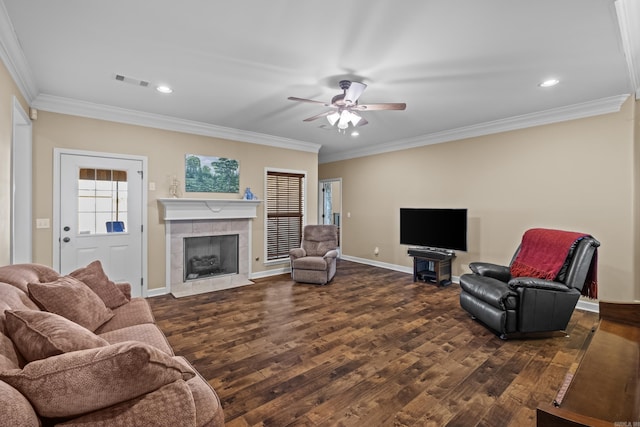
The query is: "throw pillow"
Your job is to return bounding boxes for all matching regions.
[69,260,129,308]
[27,276,114,331]
[0,341,195,418]
[5,310,108,362]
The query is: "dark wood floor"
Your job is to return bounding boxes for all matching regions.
[148,260,598,427]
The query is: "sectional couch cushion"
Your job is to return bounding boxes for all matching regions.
[99,323,174,355]
[178,357,226,427]
[0,263,60,294]
[5,310,108,362]
[56,380,197,426]
[27,276,114,331]
[0,282,40,324]
[94,297,156,333]
[69,260,130,309]
[0,340,196,418]
[0,380,40,427]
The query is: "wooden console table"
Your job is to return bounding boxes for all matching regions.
[408,249,453,286]
[536,301,640,426]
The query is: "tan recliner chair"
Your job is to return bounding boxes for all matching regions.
[289,225,339,285]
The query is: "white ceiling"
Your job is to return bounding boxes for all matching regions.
[1,0,639,163]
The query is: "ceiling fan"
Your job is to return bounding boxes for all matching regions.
[288,80,406,131]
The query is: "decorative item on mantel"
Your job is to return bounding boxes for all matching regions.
[243,187,258,200]
[169,176,181,198]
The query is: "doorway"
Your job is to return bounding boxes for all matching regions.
[319,178,342,250]
[11,98,32,263]
[54,149,147,297]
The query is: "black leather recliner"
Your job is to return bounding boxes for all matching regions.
[459,235,600,339]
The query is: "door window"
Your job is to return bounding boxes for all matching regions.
[77,168,128,234]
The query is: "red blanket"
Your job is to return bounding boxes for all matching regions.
[510,228,597,298]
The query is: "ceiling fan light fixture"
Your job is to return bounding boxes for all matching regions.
[338,110,351,129]
[290,80,405,130]
[327,111,340,126]
[350,112,362,126]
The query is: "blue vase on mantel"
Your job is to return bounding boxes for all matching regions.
[243,187,255,200]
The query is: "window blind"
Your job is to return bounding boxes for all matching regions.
[266,171,304,260]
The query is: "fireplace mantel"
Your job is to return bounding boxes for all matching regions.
[158,198,261,221]
[159,198,260,297]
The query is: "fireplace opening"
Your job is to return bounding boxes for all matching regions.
[184,234,239,281]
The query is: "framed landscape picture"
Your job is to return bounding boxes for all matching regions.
[185,154,239,193]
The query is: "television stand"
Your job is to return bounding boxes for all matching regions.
[408,248,454,286]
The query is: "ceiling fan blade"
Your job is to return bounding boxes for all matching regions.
[303,111,333,122]
[356,117,369,127]
[344,82,367,104]
[288,96,329,106]
[355,103,406,111]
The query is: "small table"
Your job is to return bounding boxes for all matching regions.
[408,249,453,286]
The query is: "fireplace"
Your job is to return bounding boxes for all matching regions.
[158,198,261,298]
[184,234,238,281]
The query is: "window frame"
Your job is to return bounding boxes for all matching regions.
[263,167,307,264]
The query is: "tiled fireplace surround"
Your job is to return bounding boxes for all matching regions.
[158,198,261,298]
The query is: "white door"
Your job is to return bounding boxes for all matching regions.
[58,153,144,297]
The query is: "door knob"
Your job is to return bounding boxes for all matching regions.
[63,237,71,243]
[63,226,70,232]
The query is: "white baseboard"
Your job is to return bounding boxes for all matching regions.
[576,299,599,313]
[250,265,290,280]
[340,255,412,274]
[146,287,169,297]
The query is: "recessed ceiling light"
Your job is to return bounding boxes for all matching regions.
[539,79,560,88]
[351,131,359,137]
[156,85,173,94]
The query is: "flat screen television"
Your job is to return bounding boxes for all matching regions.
[400,208,467,251]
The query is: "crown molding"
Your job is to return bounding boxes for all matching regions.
[319,94,630,164]
[0,0,37,102]
[615,0,640,100]
[32,94,321,154]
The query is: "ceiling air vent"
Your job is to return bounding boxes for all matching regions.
[114,74,150,87]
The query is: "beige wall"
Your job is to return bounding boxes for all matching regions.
[635,98,640,300]
[320,97,637,302]
[31,111,318,290]
[0,60,29,265]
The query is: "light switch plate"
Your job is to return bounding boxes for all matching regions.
[36,218,50,229]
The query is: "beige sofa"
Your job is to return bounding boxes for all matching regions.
[0,262,224,426]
